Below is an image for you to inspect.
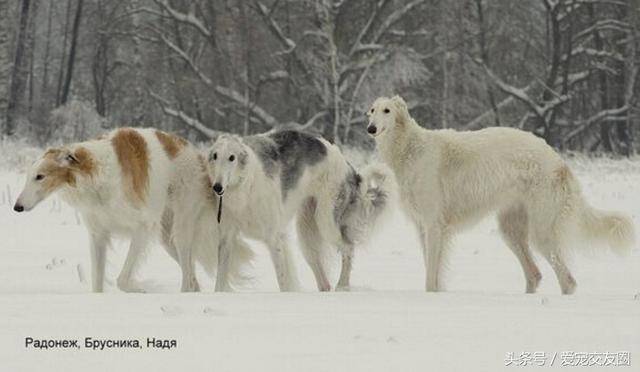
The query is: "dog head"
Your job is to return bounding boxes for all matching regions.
[366,95,410,138]
[206,135,249,196]
[14,147,96,212]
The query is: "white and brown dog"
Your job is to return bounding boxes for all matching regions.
[14,127,249,292]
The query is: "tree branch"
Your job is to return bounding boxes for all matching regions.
[149,91,220,138]
[152,0,212,40]
[371,0,428,44]
[562,106,628,144]
[348,0,390,57]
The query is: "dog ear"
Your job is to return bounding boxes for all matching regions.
[209,132,221,145]
[59,149,79,167]
[45,147,76,166]
[238,149,248,166]
[391,95,409,125]
[66,150,79,165]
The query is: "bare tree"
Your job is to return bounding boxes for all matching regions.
[25,0,40,113]
[55,0,72,106]
[59,0,83,105]
[0,0,637,153]
[5,0,34,135]
[474,0,500,126]
[39,0,54,107]
[0,0,11,130]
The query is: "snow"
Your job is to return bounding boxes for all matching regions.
[0,155,639,371]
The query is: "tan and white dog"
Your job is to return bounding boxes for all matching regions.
[367,95,635,294]
[13,127,249,292]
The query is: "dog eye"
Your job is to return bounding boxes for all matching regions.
[383,108,390,114]
[35,174,45,181]
[212,153,217,161]
[370,108,374,113]
[229,155,235,162]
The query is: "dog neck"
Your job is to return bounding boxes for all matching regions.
[57,172,103,209]
[376,117,423,171]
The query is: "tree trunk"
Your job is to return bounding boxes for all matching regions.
[475,0,500,126]
[613,3,635,156]
[439,1,452,129]
[0,0,12,130]
[541,2,562,145]
[26,0,40,113]
[130,0,144,124]
[589,4,614,152]
[5,0,32,135]
[91,37,107,116]
[60,0,83,105]
[40,0,53,107]
[614,66,631,156]
[55,0,72,106]
[240,0,251,136]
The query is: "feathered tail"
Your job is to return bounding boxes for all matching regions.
[579,204,635,255]
[559,168,635,255]
[350,162,397,243]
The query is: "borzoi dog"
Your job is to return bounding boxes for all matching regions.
[205,130,393,291]
[367,95,635,294]
[13,127,248,292]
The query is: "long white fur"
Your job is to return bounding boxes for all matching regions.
[207,134,394,292]
[367,95,635,294]
[167,148,253,292]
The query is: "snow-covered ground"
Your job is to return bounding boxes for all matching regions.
[0,154,639,371]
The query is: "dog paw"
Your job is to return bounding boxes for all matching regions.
[335,285,351,292]
[117,279,146,293]
[180,277,200,292]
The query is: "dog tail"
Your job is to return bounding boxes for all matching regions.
[353,162,396,242]
[578,203,635,255]
[556,167,635,255]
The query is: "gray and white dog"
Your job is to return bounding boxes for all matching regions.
[205,130,395,291]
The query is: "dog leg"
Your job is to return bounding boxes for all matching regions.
[176,241,199,293]
[215,233,233,292]
[425,224,447,292]
[171,207,201,292]
[336,244,354,291]
[543,250,576,295]
[160,207,179,263]
[532,224,577,295]
[498,205,541,293]
[117,231,149,293]
[267,233,297,292]
[89,230,109,293]
[296,197,331,291]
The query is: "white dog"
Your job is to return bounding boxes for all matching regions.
[367,95,635,294]
[14,127,248,292]
[205,130,394,291]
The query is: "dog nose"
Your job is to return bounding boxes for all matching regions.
[367,124,377,134]
[13,204,24,212]
[213,183,224,195]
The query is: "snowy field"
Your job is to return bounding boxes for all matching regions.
[0,153,639,371]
